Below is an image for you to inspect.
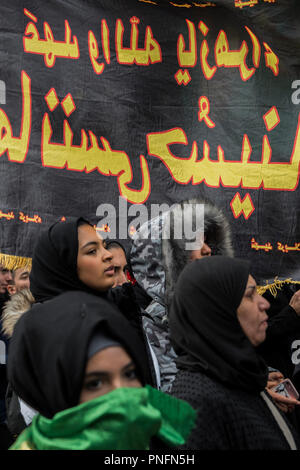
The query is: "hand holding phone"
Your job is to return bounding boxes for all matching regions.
[271,378,299,400]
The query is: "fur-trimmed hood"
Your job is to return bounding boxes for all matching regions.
[1,289,35,339]
[162,198,234,307]
[130,198,234,308]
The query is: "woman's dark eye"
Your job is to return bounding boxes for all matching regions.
[85,379,102,390]
[125,369,138,380]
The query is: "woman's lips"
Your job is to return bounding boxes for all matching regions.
[104,265,115,275]
[261,316,268,328]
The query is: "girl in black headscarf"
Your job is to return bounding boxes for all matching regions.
[30,218,114,301]
[7,291,195,450]
[169,256,300,450]
[29,217,157,387]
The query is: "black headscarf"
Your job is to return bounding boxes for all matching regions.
[30,217,105,302]
[169,257,269,393]
[7,291,151,419]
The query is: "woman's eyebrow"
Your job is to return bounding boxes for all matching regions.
[81,241,99,250]
[84,371,107,379]
[122,362,135,372]
[245,285,256,292]
[84,362,136,379]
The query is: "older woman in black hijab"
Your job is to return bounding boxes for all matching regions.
[7,291,195,450]
[29,217,157,387]
[169,256,300,450]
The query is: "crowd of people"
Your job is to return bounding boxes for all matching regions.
[0,198,300,450]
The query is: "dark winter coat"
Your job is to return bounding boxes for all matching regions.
[171,370,300,450]
[169,257,300,450]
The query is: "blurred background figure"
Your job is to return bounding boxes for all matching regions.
[0,266,12,296]
[105,241,128,288]
[7,267,31,297]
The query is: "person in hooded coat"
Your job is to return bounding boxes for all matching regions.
[7,291,195,450]
[28,216,157,388]
[169,256,300,450]
[129,198,234,392]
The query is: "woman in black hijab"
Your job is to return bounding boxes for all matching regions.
[7,291,195,450]
[29,217,157,387]
[169,256,300,450]
[30,218,114,302]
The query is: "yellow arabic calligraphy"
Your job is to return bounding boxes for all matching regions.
[177,19,197,67]
[263,42,279,76]
[23,18,80,67]
[199,22,217,80]
[88,20,110,75]
[0,211,14,220]
[19,212,42,224]
[245,26,260,68]
[116,17,162,65]
[2,70,299,206]
[193,2,216,6]
[215,30,255,81]
[170,3,192,7]
[251,238,273,252]
[138,0,158,4]
[0,71,31,163]
[41,114,150,204]
[198,96,215,128]
[176,22,278,84]
[147,111,300,191]
[235,0,258,8]
[277,242,300,253]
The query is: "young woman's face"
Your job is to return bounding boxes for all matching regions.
[79,346,142,403]
[77,224,115,292]
[237,275,270,347]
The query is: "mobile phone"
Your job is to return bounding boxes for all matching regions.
[271,378,299,400]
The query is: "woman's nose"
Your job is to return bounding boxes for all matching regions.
[258,295,270,311]
[200,242,212,256]
[103,248,113,261]
[111,377,126,390]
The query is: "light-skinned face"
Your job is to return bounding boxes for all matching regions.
[7,267,31,296]
[237,275,270,347]
[79,346,142,403]
[77,224,115,292]
[108,247,128,288]
[0,265,12,294]
[190,240,212,261]
[14,267,31,291]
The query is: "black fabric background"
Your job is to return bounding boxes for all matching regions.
[0,0,299,282]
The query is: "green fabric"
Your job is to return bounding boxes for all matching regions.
[10,386,196,450]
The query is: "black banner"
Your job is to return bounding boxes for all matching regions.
[0,0,299,283]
